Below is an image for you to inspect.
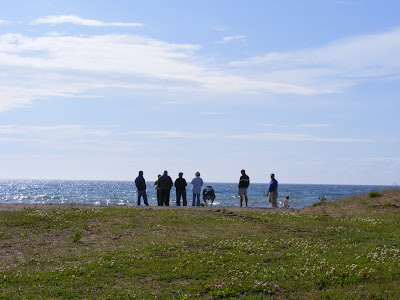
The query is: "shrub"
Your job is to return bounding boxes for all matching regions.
[71,229,82,242]
[368,191,382,198]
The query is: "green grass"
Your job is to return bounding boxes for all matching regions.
[368,191,382,198]
[1,191,400,299]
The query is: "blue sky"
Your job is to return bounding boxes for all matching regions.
[1,0,399,185]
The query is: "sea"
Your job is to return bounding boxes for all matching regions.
[0,179,394,209]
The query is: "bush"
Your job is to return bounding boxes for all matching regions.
[71,229,82,242]
[368,191,382,198]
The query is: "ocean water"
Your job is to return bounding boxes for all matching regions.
[0,179,393,209]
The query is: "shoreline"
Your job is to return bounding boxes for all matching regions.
[0,202,293,211]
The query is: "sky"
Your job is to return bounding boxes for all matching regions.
[0,0,399,185]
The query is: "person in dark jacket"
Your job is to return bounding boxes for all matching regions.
[174,172,187,206]
[154,174,162,206]
[157,170,173,206]
[203,186,216,207]
[238,169,250,207]
[134,171,149,206]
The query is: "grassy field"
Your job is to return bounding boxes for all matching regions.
[0,189,399,299]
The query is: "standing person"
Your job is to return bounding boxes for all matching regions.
[135,171,149,206]
[238,169,250,207]
[191,171,203,206]
[158,170,173,206]
[266,173,278,208]
[174,172,187,206]
[154,174,162,206]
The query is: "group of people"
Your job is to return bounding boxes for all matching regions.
[134,170,289,208]
[135,170,216,207]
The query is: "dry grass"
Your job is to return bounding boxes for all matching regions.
[300,188,400,217]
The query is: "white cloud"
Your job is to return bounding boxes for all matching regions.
[0,124,113,137]
[32,15,143,27]
[230,27,400,91]
[0,125,218,141]
[161,101,185,105]
[2,26,399,112]
[225,132,372,143]
[0,32,322,112]
[296,124,336,128]
[200,111,227,115]
[217,35,246,44]
[259,123,289,128]
[128,130,217,139]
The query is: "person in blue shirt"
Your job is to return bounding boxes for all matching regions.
[266,173,278,208]
[191,171,203,206]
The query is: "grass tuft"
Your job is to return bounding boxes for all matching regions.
[368,191,382,198]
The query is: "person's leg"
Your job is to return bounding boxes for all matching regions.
[157,190,162,206]
[182,191,187,206]
[142,190,149,206]
[272,192,278,208]
[192,193,196,206]
[245,196,248,207]
[239,195,243,207]
[203,196,208,207]
[176,190,181,206]
[137,190,141,206]
[165,190,170,206]
[196,194,200,206]
[160,190,165,206]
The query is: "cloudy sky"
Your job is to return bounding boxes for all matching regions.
[1,0,399,185]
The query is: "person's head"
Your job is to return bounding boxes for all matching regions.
[285,195,289,200]
[158,174,161,178]
[241,169,245,175]
[195,171,200,177]
[270,173,275,179]
[139,171,143,176]
[163,170,168,175]
[178,172,183,178]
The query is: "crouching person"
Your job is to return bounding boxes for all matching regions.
[202,186,216,207]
